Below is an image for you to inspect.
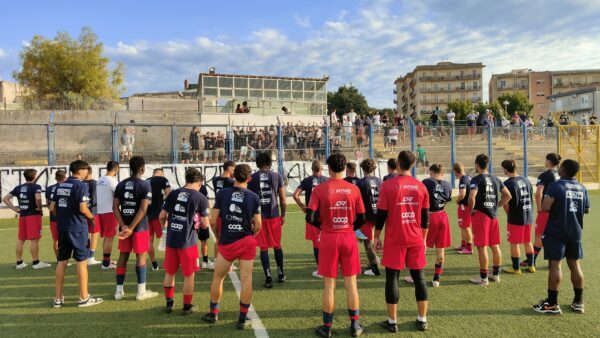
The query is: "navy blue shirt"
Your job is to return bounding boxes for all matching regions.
[46,184,58,222]
[200,184,208,198]
[214,187,260,245]
[544,179,590,242]
[248,169,284,219]
[84,179,98,215]
[357,176,382,221]
[504,176,534,225]
[10,183,42,216]
[344,176,359,185]
[162,187,210,249]
[470,174,504,219]
[114,177,152,232]
[212,176,235,194]
[299,175,329,206]
[53,177,89,232]
[383,173,398,182]
[422,178,452,212]
[537,169,560,196]
[457,175,471,206]
[146,176,171,220]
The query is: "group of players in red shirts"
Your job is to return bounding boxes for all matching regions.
[3,147,589,336]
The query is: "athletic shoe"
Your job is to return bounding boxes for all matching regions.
[136,290,159,301]
[202,312,218,324]
[526,266,536,273]
[503,267,522,275]
[404,276,414,283]
[16,262,28,269]
[355,229,367,241]
[520,261,529,267]
[114,291,125,300]
[229,264,238,272]
[415,319,428,331]
[454,245,465,251]
[78,295,103,307]
[432,280,440,288]
[379,320,398,333]
[488,274,501,282]
[533,299,562,314]
[469,276,489,286]
[363,269,376,276]
[236,319,249,330]
[202,261,215,270]
[278,274,287,283]
[164,306,173,314]
[32,261,51,269]
[571,302,584,314]
[263,277,273,289]
[312,270,323,278]
[87,258,101,266]
[457,247,472,255]
[101,263,116,270]
[152,264,160,272]
[315,325,332,338]
[53,297,64,308]
[182,305,198,316]
[350,324,364,337]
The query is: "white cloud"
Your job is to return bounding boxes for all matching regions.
[0,48,6,58]
[293,15,311,28]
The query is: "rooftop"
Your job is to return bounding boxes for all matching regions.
[547,86,600,99]
[199,73,327,82]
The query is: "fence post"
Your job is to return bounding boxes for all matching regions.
[523,123,529,178]
[487,125,493,174]
[111,125,119,161]
[577,126,582,182]
[277,124,284,177]
[368,121,374,159]
[450,125,456,188]
[171,124,178,164]
[46,119,56,166]
[226,126,234,161]
[596,126,600,182]
[324,123,331,159]
[406,116,417,177]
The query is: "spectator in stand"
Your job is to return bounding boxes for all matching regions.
[235,104,244,114]
[181,138,191,164]
[215,131,226,161]
[416,122,424,140]
[282,106,291,115]
[446,110,456,127]
[388,124,399,153]
[501,116,511,140]
[373,111,381,133]
[344,118,353,147]
[242,101,251,113]
[466,111,477,140]
[383,123,390,151]
[381,112,389,126]
[356,125,365,149]
[538,116,547,140]
[348,109,357,126]
[430,111,439,137]
[190,127,200,162]
[330,109,338,126]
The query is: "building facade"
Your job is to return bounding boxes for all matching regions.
[0,80,26,107]
[394,62,484,116]
[489,68,600,117]
[548,87,600,123]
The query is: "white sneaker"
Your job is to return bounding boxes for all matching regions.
[87,258,101,266]
[206,261,215,270]
[16,262,28,269]
[432,280,440,288]
[78,295,103,307]
[33,261,51,269]
[101,263,117,270]
[136,290,159,301]
[469,276,489,286]
[228,264,238,272]
[114,290,125,300]
[404,276,414,283]
[312,270,323,279]
[488,274,501,283]
[363,269,376,276]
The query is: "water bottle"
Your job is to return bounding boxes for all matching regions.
[158,228,167,251]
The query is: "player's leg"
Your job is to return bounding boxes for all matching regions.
[102,235,115,269]
[182,273,196,314]
[473,246,489,284]
[135,247,158,300]
[490,245,502,281]
[72,231,102,307]
[200,239,210,268]
[15,239,25,267]
[238,259,254,328]
[76,260,89,300]
[382,267,400,333]
[318,277,336,336]
[115,250,130,299]
[54,260,68,306]
[273,218,285,282]
[163,272,176,312]
[148,233,157,269]
[204,253,232,323]
[547,260,562,306]
[343,275,362,336]
[30,239,39,262]
[566,258,584,312]
[88,232,100,265]
[259,246,272,287]
[433,248,444,286]
[410,268,429,330]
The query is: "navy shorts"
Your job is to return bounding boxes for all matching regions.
[198,227,210,241]
[542,235,583,261]
[57,231,90,262]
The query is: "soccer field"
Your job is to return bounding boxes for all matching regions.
[0,198,599,337]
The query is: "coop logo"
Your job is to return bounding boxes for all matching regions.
[484,202,495,207]
[170,223,184,231]
[123,208,135,215]
[228,224,244,231]
[401,212,415,218]
[260,198,271,204]
[332,217,348,223]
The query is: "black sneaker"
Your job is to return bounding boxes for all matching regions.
[416,319,428,331]
[182,305,198,316]
[78,295,103,308]
[202,312,219,323]
[52,298,64,308]
[571,301,585,314]
[164,306,173,314]
[236,319,249,330]
[315,325,332,338]
[263,277,274,289]
[278,273,287,283]
[533,299,562,314]
[379,320,398,333]
[350,324,364,337]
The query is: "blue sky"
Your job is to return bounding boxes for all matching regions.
[1,0,600,107]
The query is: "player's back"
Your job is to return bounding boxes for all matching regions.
[545,179,589,242]
[300,175,329,205]
[422,178,451,212]
[504,176,533,225]
[164,187,209,249]
[311,179,364,233]
[248,169,283,218]
[55,177,89,232]
[215,187,260,245]
[470,174,503,218]
[115,177,151,229]
[212,176,234,194]
[96,175,118,214]
[11,183,42,216]
[146,176,170,220]
[357,176,382,221]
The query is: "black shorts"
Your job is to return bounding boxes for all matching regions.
[182,153,190,160]
[542,235,583,260]
[198,227,210,241]
[58,231,90,262]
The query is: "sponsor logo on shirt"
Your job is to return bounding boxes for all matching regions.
[566,190,584,199]
[332,217,348,224]
[569,201,579,212]
[260,198,272,204]
[335,189,351,194]
[232,192,244,203]
[170,223,184,231]
[57,188,71,196]
[402,185,418,191]
[226,215,243,222]
[174,204,185,212]
[228,224,243,231]
[125,182,134,190]
[229,204,242,213]
[58,198,68,208]
[177,192,189,202]
[123,208,135,215]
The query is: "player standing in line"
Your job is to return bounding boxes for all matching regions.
[248,152,287,288]
[51,160,103,307]
[453,162,473,255]
[531,153,561,267]
[468,154,512,285]
[96,161,120,270]
[159,168,210,314]
[3,169,51,269]
[501,160,535,274]
[46,170,67,259]
[383,158,398,181]
[533,159,589,314]
[356,159,382,276]
[306,153,366,337]
[84,172,102,266]
[344,162,359,185]
[203,164,262,330]
[420,164,452,287]
[146,168,172,271]
[374,151,430,332]
[292,160,329,278]
[113,156,159,301]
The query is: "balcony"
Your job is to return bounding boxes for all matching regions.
[393,89,397,94]
[393,99,398,104]
[402,83,407,91]
[420,99,448,105]
[421,86,480,93]
[418,73,481,82]
[410,78,416,86]
[410,90,416,97]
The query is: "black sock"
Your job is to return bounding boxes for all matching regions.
[260,250,271,278]
[526,253,535,267]
[274,248,284,275]
[547,289,559,305]
[16,260,23,265]
[203,255,209,263]
[183,303,193,311]
[313,248,319,264]
[166,298,174,308]
[103,253,111,267]
[492,265,500,276]
[152,261,158,270]
[533,246,542,265]
[574,288,583,303]
[33,260,40,265]
[511,257,520,270]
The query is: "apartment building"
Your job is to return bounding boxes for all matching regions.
[394,62,484,116]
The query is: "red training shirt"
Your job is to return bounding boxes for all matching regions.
[308,178,365,233]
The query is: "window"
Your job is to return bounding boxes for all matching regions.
[582,95,589,105]
[472,69,477,77]
[434,95,439,103]
[499,80,506,89]
[537,92,545,97]
[447,83,451,90]
[460,82,465,90]
[473,81,478,89]
[472,94,478,101]
[433,84,438,90]
[460,94,465,100]
[447,71,451,78]
[448,94,452,102]
[460,70,464,77]
[536,79,545,85]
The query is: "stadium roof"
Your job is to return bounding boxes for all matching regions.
[199,73,327,82]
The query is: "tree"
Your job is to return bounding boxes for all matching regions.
[474,101,504,119]
[327,84,369,116]
[13,27,125,109]
[446,99,473,121]
[497,92,533,116]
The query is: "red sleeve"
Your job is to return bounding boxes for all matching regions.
[354,188,366,214]
[420,183,430,209]
[377,182,388,210]
[307,186,320,211]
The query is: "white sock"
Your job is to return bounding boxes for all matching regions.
[116,285,124,293]
[137,283,146,294]
[417,315,427,322]
[388,317,396,324]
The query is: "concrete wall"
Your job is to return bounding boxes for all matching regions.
[126,97,201,111]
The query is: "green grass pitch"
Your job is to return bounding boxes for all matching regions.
[0,195,599,337]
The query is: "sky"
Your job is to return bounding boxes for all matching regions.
[1,0,600,108]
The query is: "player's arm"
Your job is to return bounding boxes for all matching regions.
[456,186,465,202]
[79,202,94,221]
[278,186,286,225]
[209,208,220,241]
[498,186,512,208]
[128,199,149,232]
[49,201,57,216]
[421,208,430,240]
[541,196,554,212]
[468,189,477,212]
[113,197,126,228]
[305,208,321,228]
[292,187,306,212]
[159,209,168,228]
[252,213,262,235]
[2,193,20,213]
[535,184,544,211]
[164,186,172,198]
[35,192,42,212]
